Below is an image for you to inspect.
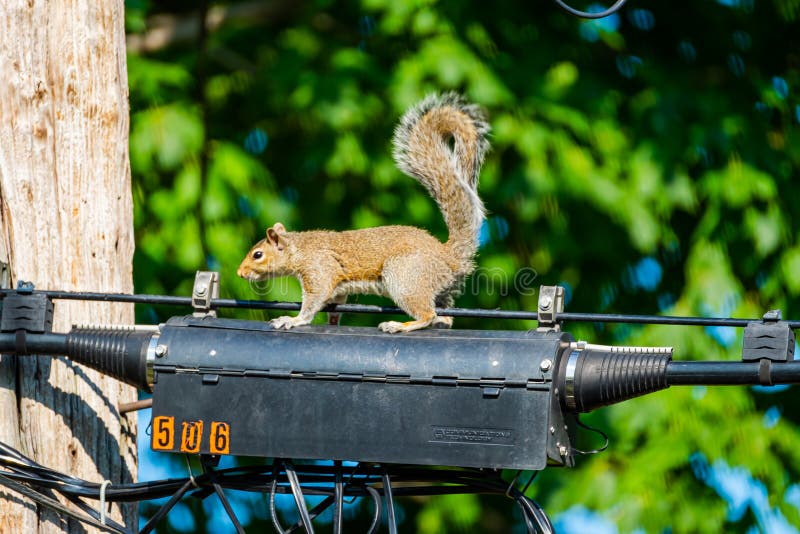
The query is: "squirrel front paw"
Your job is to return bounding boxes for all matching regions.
[431,316,453,329]
[270,316,309,330]
[378,321,408,334]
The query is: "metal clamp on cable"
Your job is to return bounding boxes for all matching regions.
[742,310,795,386]
[192,271,220,318]
[0,282,54,335]
[537,285,565,332]
[742,310,795,363]
[563,342,584,412]
[1,282,54,355]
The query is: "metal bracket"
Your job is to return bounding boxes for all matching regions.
[16,280,34,294]
[742,309,795,362]
[537,285,565,332]
[0,282,53,334]
[192,271,220,318]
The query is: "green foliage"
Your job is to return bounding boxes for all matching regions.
[127,0,800,531]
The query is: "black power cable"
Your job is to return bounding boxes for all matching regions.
[1,289,794,328]
[0,472,127,534]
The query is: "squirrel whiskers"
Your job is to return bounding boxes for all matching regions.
[237,93,490,333]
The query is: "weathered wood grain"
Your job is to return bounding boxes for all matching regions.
[0,1,137,531]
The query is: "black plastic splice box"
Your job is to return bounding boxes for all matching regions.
[150,316,574,470]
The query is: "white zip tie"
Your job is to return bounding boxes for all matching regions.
[99,480,111,525]
[184,455,199,488]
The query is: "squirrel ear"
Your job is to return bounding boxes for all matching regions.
[266,222,287,250]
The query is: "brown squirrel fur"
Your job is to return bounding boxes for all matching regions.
[237,93,490,333]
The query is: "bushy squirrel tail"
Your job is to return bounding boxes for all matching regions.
[392,93,490,272]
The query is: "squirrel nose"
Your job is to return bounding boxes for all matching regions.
[237,266,245,278]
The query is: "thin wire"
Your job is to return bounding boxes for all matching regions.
[365,486,383,534]
[343,462,363,504]
[138,479,196,534]
[552,0,627,19]
[285,460,315,533]
[382,470,398,534]
[2,289,793,328]
[333,461,343,534]
[211,480,246,534]
[572,415,610,455]
[285,497,336,534]
[270,474,287,534]
[521,471,539,495]
[505,470,522,497]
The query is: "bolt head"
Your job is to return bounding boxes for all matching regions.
[540,295,552,310]
[540,358,553,372]
[154,344,167,357]
[558,445,568,457]
[195,284,208,296]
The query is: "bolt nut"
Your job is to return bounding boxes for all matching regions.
[195,284,208,296]
[539,359,553,372]
[154,344,167,357]
[540,295,552,310]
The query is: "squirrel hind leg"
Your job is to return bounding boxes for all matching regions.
[327,294,347,326]
[431,293,455,329]
[379,254,453,333]
[378,315,436,334]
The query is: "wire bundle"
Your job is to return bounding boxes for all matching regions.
[0,439,553,533]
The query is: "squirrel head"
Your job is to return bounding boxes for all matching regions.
[237,222,290,280]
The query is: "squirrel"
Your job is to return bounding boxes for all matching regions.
[237,92,490,333]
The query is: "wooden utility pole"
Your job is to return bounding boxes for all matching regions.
[0,1,137,531]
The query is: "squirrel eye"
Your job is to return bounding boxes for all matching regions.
[253,250,263,260]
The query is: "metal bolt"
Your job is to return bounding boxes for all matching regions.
[154,344,167,358]
[540,296,552,310]
[559,445,568,457]
[195,283,208,296]
[549,426,555,434]
[539,359,553,372]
